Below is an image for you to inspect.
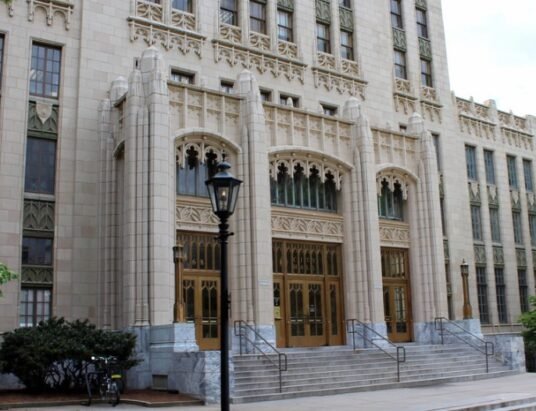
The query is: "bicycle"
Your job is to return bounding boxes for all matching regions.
[85,355,122,406]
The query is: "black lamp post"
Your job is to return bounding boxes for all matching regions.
[205,159,242,411]
[461,259,473,320]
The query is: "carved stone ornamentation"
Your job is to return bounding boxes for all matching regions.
[219,23,242,44]
[176,199,220,232]
[341,59,360,77]
[277,0,294,10]
[395,78,412,95]
[317,52,337,70]
[277,40,298,59]
[418,38,432,60]
[516,248,527,267]
[129,20,204,58]
[459,116,495,140]
[28,101,59,136]
[24,200,55,231]
[315,0,331,23]
[527,192,536,213]
[270,155,345,190]
[27,0,74,30]
[312,68,367,99]
[339,7,353,31]
[21,266,53,284]
[468,181,480,204]
[493,246,504,265]
[379,221,410,247]
[171,9,196,31]
[488,184,499,206]
[415,0,427,9]
[376,171,410,200]
[394,94,416,115]
[176,140,225,168]
[271,209,344,243]
[213,41,306,84]
[250,32,271,51]
[511,189,521,210]
[420,101,442,123]
[392,28,406,51]
[474,245,486,265]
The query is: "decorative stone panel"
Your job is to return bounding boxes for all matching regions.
[394,94,417,115]
[501,128,533,151]
[493,246,504,266]
[23,200,55,232]
[129,19,204,58]
[27,0,74,30]
[28,101,59,137]
[511,189,521,210]
[468,181,481,204]
[21,266,53,285]
[171,9,196,31]
[341,59,360,77]
[277,40,298,59]
[219,23,242,45]
[317,52,336,70]
[392,28,406,51]
[176,198,219,232]
[418,38,432,60]
[459,116,495,139]
[457,98,491,121]
[250,32,271,52]
[474,245,486,265]
[271,208,344,243]
[135,0,163,23]
[516,248,527,267]
[527,193,536,213]
[339,6,353,31]
[488,185,499,206]
[372,128,418,171]
[379,221,410,247]
[312,68,366,99]
[395,78,412,95]
[376,171,410,200]
[315,0,331,23]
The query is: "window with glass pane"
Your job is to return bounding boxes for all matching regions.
[170,70,194,84]
[390,0,403,29]
[19,288,52,327]
[176,147,218,197]
[518,269,529,313]
[530,214,536,246]
[523,159,533,192]
[470,205,482,241]
[316,22,331,53]
[416,8,428,38]
[495,267,508,323]
[322,105,337,116]
[507,155,518,188]
[172,0,191,12]
[394,50,407,79]
[220,81,234,94]
[465,145,477,181]
[30,43,61,98]
[250,1,266,33]
[512,211,523,244]
[476,266,489,324]
[420,58,432,87]
[484,150,495,184]
[340,30,353,60]
[279,94,299,107]
[220,0,237,25]
[378,181,404,220]
[432,133,441,170]
[489,207,501,243]
[0,35,4,91]
[22,237,53,266]
[339,0,351,7]
[24,137,56,194]
[260,89,272,102]
[277,9,293,42]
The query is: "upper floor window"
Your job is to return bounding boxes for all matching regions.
[220,0,238,25]
[25,137,56,195]
[270,163,338,212]
[260,89,272,102]
[0,34,4,91]
[390,0,403,29]
[432,133,441,170]
[279,93,299,107]
[523,159,533,192]
[170,69,195,84]
[489,207,501,243]
[416,8,428,38]
[507,155,518,189]
[394,50,407,79]
[250,1,266,34]
[378,181,404,220]
[220,80,234,94]
[321,104,337,116]
[277,8,293,42]
[340,30,353,60]
[471,205,482,241]
[420,58,432,87]
[172,0,192,12]
[176,147,218,197]
[339,0,351,7]
[316,22,331,53]
[512,211,523,244]
[465,145,477,181]
[484,150,495,184]
[30,43,61,98]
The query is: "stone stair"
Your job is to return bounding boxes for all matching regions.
[231,344,518,404]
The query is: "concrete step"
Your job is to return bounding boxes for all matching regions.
[437,396,536,410]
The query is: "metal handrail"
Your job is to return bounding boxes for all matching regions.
[434,317,495,373]
[346,319,406,382]
[233,320,288,392]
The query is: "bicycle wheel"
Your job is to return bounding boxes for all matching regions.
[107,381,120,407]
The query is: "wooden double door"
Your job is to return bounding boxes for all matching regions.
[273,240,345,348]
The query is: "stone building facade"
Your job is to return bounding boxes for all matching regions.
[0,0,533,400]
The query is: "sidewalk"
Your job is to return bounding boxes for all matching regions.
[5,373,536,411]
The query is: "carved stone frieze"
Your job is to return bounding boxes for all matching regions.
[372,128,418,171]
[28,0,74,30]
[250,32,271,51]
[511,189,521,210]
[394,94,416,115]
[377,171,410,200]
[459,116,495,139]
[488,184,499,206]
[498,111,528,132]
[341,59,360,77]
[129,19,204,58]
[24,200,55,231]
[171,9,196,31]
[339,6,353,31]
[379,221,410,247]
[392,28,406,51]
[474,244,486,265]
[219,23,242,44]
[468,181,480,204]
[213,41,305,83]
[493,246,504,265]
[456,98,492,121]
[270,155,345,190]
[516,248,527,267]
[277,40,298,59]
[21,266,53,284]
[421,101,442,123]
[317,52,336,70]
[501,128,533,151]
[176,199,219,231]
[28,101,58,136]
[395,78,412,95]
[312,68,366,99]
[421,86,438,103]
[315,0,331,23]
[418,37,432,60]
[136,0,163,23]
[272,208,344,243]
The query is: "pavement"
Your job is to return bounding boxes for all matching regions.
[4,373,536,411]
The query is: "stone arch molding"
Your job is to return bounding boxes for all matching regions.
[174,131,241,167]
[269,151,349,190]
[376,167,417,200]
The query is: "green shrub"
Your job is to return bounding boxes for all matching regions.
[0,317,139,392]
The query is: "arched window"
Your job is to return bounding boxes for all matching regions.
[270,163,338,212]
[177,147,218,197]
[378,180,404,220]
